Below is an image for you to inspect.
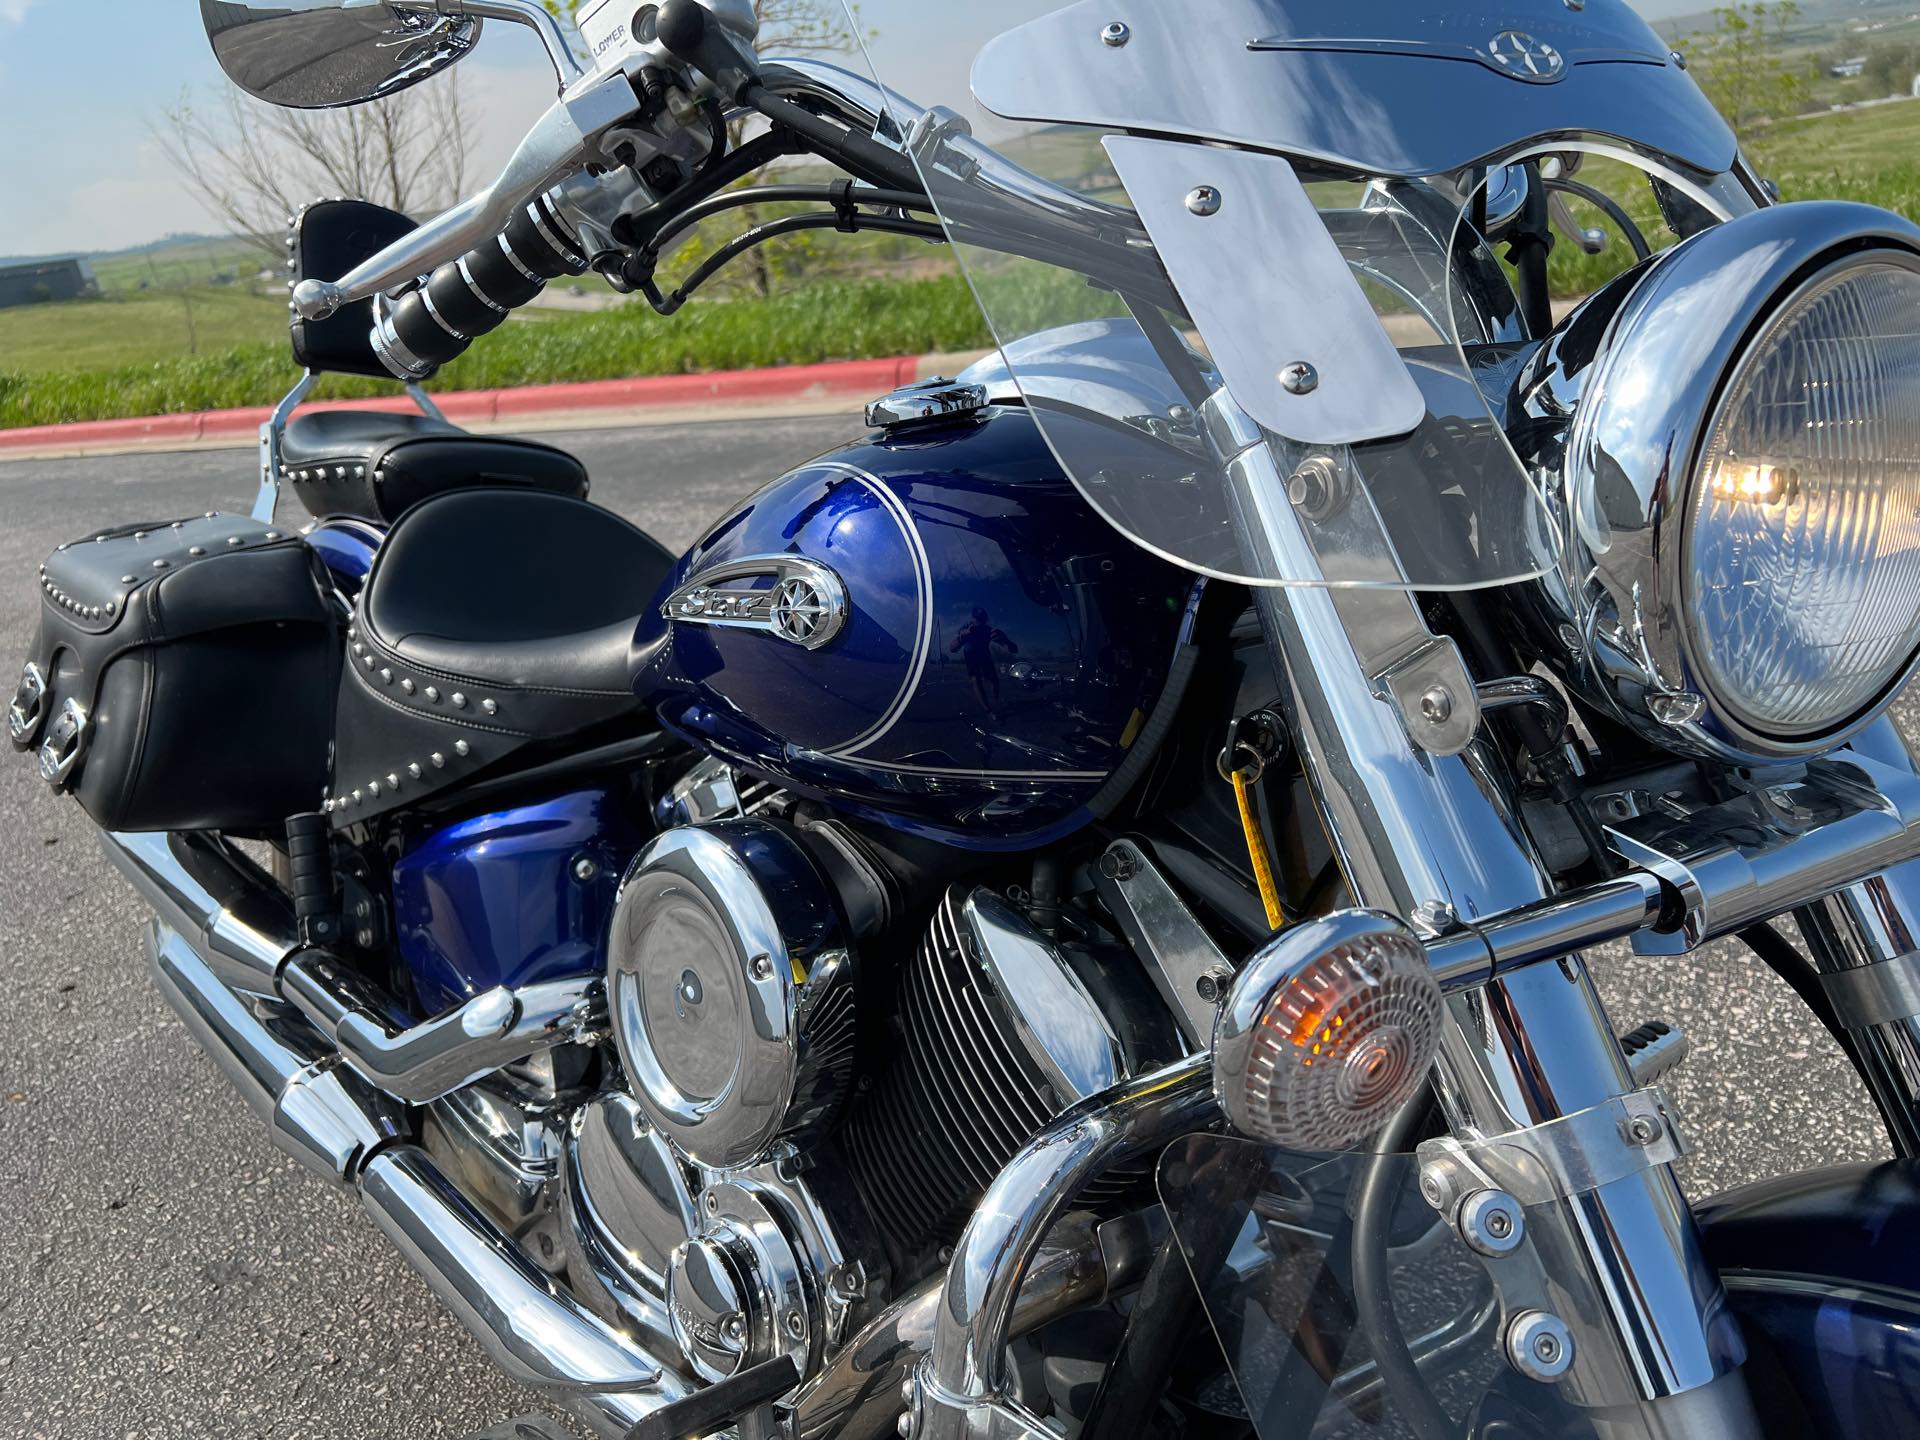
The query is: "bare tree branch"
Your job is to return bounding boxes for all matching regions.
[155,72,473,261]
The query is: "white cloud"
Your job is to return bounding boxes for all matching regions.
[0,0,37,24]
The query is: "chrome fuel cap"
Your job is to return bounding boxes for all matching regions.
[865,377,988,430]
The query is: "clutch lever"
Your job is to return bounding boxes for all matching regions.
[291,67,644,321]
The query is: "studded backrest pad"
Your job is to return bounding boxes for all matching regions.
[291,199,421,380]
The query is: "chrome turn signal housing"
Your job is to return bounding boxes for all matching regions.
[1212,910,1443,1152]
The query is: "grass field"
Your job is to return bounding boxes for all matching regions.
[11,98,1920,428]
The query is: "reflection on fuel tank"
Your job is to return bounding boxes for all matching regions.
[950,606,1019,716]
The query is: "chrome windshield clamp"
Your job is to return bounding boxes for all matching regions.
[1820,951,1920,1030]
[1417,1087,1690,1211]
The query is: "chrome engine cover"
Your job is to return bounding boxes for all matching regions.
[562,1092,886,1387]
[606,821,858,1170]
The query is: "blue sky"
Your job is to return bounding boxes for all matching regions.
[0,0,556,256]
[0,0,1714,257]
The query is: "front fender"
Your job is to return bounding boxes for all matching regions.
[1697,1161,1920,1432]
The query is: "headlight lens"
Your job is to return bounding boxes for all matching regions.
[1687,254,1920,739]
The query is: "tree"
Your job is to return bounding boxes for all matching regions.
[157,74,471,262]
[1687,3,1813,147]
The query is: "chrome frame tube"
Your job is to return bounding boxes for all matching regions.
[913,1057,1216,1438]
[254,369,317,524]
[1217,398,1762,1427]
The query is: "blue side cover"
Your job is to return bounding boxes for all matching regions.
[391,787,645,1014]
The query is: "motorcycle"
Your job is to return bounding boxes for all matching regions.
[16,0,1920,1435]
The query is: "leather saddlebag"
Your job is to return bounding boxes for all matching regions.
[8,513,336,833]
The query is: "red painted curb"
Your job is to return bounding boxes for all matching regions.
[0,354,929,453]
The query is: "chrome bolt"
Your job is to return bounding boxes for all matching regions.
[831,1262,867,1301]
[749,953,776,982]
[1419,686,1455,725]
[1286,455,1343,521]
[1418,1156,1467,1214]
[1624,1112,1663,1147]
[1195,964,1235,1004]
[1506,1310,1574,1382]
[1457,1188,1526,1257]
[1670,49,1688,70]
[1184,184,1221,217]
[1100,19,1130,46]
[721,1311,747,1344]
[1279,360,1320,396]
[1098,845,1138,882]
[705,1191,722,1216]
[431,752,446,768]
[785,1309,807,1339]
[454,739,471,757]
[571,854,600,883]
[1410,898,1456,936]
[896,1416,913,1439]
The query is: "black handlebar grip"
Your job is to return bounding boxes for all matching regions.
[372,197,586,380]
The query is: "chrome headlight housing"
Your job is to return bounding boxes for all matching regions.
[1560,202,1920,763]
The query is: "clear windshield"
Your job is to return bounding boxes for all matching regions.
[834,0,1744,589]
[1159,1135,1505,1436]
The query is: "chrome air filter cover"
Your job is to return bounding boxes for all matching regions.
[1554,201,1920,764]
[607,821,857,1170]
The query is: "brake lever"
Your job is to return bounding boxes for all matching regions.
[291,68,642,321]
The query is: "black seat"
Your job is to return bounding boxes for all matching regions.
[281,198,589,529]
[280,409,588,527]
[327,489,676,825]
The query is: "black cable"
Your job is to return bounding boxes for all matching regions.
[1546,177,1653,262]
[1351,1090,1457,1440]
[641,183,935,260]
[614,126,806,252]
[1738,920,1920,1156]
[636,209,946,316]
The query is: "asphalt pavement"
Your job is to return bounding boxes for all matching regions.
[0,416,1902,1437]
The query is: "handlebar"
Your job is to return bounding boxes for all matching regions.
[370,195,588,380]
[290,65,641,323]
[298,0,1182,379]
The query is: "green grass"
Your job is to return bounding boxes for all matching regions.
[15,98,1920,429]
[0,273,1003,430]
[0,286,290,372]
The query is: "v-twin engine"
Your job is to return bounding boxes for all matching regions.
[569,814,1168,1392]
[104,812,1166,1438]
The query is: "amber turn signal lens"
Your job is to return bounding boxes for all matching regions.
[1213,911,1443,1151]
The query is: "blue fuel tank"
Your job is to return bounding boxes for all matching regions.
[632,403,1195,850]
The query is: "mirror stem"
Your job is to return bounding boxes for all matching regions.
[432,0,585,88]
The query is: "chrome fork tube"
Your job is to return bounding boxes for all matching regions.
[1221,401,1760,1432]
[1793,719,1920,1156]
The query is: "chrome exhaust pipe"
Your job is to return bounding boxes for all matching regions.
[111,830,292,994]
[143,917,691,1436]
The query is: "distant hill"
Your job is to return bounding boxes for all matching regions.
[0,233,242,271]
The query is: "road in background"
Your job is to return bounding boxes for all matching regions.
[0,416,1898,1437]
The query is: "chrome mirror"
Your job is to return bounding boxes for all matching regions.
[199,1,484,110]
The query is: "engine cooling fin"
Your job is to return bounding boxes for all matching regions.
[842,887,1137,1259]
